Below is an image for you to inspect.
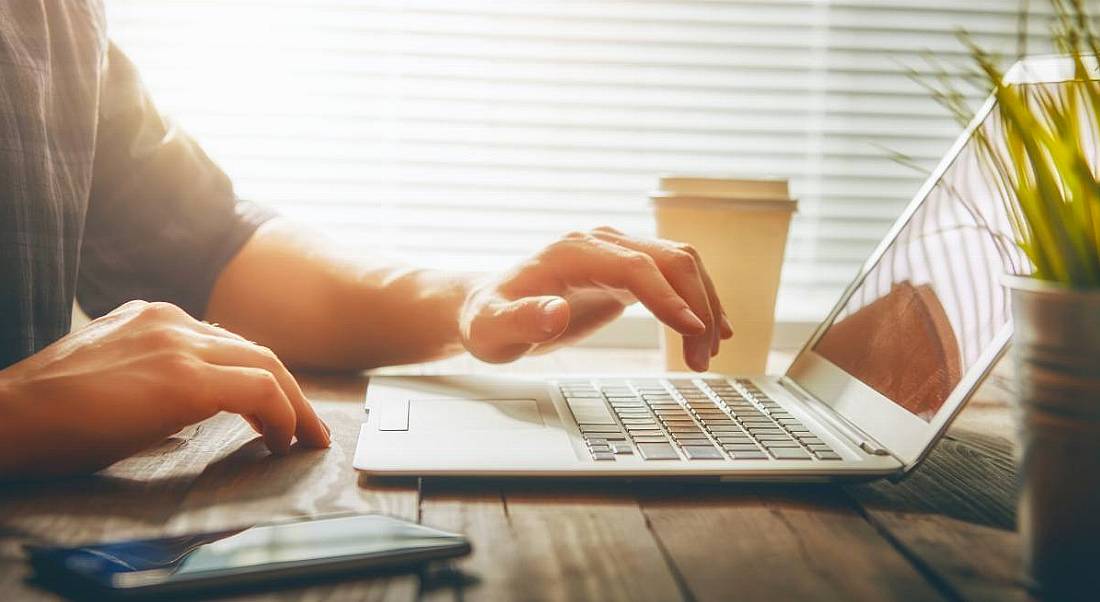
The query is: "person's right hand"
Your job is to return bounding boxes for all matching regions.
[0,301,330,479]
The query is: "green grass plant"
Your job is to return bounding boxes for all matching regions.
[929,0,1100,287]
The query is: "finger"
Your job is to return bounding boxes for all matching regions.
[546,236,707,337]
[193,320,255,344]
[194,336,331,449]
[203,365,298,454]
[189,321,332,444]
[681,244,734,342]
[590,231,715,370]
[467,295,570,363]
[108,299,149,315]
[243,414,264,435]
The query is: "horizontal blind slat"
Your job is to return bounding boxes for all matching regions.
[105,0,1074,316]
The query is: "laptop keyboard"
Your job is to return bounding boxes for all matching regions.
[559,378,841,462]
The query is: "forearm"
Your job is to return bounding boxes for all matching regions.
[0,374,30,478]
[206,219,474,371]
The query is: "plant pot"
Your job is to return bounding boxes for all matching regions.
[1006,275,1100,600]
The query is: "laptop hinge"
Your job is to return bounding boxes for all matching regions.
[777,377,893,457]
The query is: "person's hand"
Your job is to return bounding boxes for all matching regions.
[459,227,733,371]
[0,301,330,478]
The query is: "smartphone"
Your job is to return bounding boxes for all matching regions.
[26,513,471,600]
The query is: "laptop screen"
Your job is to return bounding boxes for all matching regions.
[810,94,1041,422]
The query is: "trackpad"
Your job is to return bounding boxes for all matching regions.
[409,398,544,430]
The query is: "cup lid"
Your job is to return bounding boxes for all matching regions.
[649,193,798,212]
[658,175,790,200]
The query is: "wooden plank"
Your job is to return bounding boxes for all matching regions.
[844,356,1027,602]
[419,479,685,602]
[846,427,1026,602]
[639,482,946,602]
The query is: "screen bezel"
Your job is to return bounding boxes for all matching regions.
[785,57,1085,467]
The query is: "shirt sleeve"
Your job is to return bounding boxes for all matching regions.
[77,41,275,319]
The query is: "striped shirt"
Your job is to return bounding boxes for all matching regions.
[0,1,272,369]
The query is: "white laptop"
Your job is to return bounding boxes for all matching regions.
[353,59,1072,481]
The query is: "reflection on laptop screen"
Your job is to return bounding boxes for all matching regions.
[811,92,1046,422]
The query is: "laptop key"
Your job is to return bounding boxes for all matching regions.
[768,447,812,460]
[739,416,772,423]
[716,436,754,445]
[592,452,616,461]
[747,428,785,436]
[633,435,671,443]
[637,443,679,460]
[814,451,842,460]
[580,425,623,433]
[692,410,728,419]
[756,434,794,442]
[683,445,723,460]
[725,444,760,451]
[672,434,711,442]
[706,424,744,432]
[620,409,651,420]
[761,441,801,448]
[568,399,616,425]
[728,450,768,460]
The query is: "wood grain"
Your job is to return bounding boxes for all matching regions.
[419,479,685,602]
[845,366,1028,602]
[640,482,946,602]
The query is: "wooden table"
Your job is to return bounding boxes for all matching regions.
[0,348,1027,601]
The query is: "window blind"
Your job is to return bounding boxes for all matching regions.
[105,0,1061,325]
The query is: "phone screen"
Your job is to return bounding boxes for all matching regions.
[30,514,468,592]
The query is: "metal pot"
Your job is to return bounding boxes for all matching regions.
[1006,275,1100,600]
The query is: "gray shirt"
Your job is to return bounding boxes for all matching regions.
[0,2,273,369]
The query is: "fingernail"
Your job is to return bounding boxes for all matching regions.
[679,308,707,334]
[321,420,332,445]
[691,344,710,372]
[540,298,567,334]
[721,315,734,335]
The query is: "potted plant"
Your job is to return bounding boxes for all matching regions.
[931,1,1100,597]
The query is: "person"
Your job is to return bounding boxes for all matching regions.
[0,2,732,479]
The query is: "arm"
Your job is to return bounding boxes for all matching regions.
[205,219,470,370]
[0,42,327,480]
[207,221,734,373]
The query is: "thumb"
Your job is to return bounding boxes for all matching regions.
[468,296,570,363]
[513,295,570,342]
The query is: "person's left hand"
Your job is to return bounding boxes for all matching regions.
[459,227,733,371]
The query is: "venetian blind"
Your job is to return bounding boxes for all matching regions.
[105,0,1059,325]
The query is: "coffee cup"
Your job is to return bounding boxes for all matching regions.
[651,175,796,373]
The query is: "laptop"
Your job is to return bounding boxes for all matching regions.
[353,58,1070,481]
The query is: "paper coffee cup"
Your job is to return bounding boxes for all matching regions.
[651,175,796,374]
